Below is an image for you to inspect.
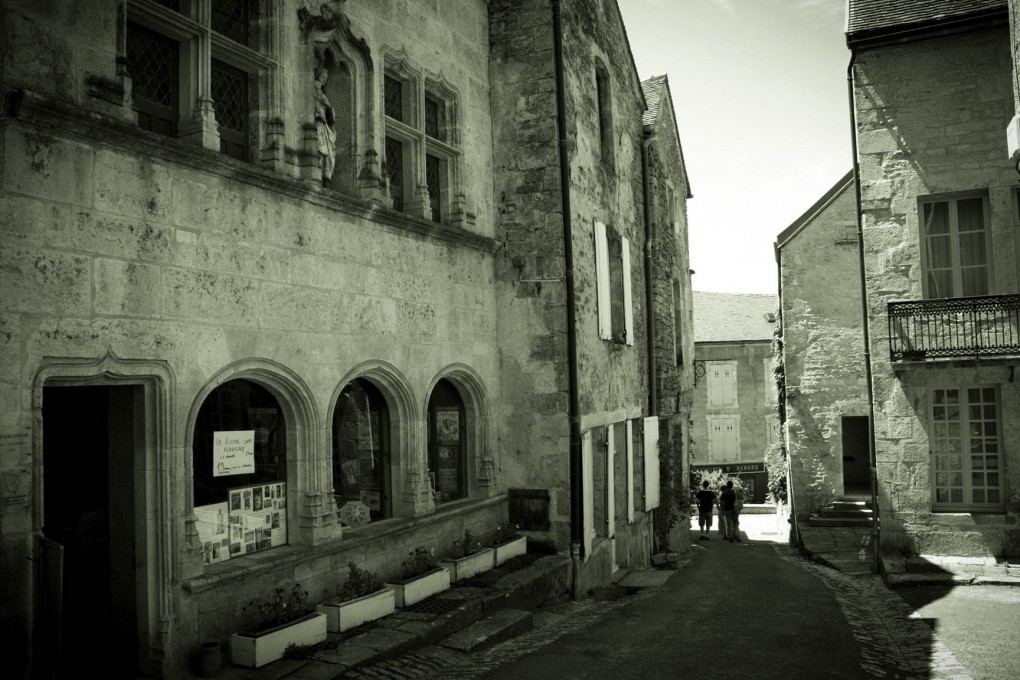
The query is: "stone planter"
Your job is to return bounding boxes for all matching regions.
[385,566,450,607]
[229,611,328,668]
[316,587,396,633]
[492,536,527,566]
[440,547,496,582]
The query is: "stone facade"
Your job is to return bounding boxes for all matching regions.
[0,1,693,677]
[849,0,1020,559]
[691,293,779,503]
[776,172,870,516]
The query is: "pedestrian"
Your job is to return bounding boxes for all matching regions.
[720,480,741,543]
[716,483,729,540]
[695,480,716,541]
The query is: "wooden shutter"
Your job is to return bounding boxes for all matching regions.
[581,430,595,558]
[594,221,612,340]
[626,419,635,524]
[643,416,660,510]
[606,424,615,538]
[622,236,634,345]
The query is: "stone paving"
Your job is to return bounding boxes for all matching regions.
[335,542,977,680]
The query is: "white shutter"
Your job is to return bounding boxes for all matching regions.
[643,416,660,511]
[765,358,777,404]
[606,424,616,538]
[622,236,634,345]
[593,220,612,340]
[581,430,595,558]
[626,419,635,524]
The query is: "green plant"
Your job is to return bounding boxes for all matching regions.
[491,520,521,545]
[401,546,439,580]
[337,562,384,602]
[241,584,311,633]
[689,468,752,507]
[449,529,482,559]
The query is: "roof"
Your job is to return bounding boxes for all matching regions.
[640,74,693,199]
[846,0,1006,44]
[775,170,854,250]
[693,291,779,344]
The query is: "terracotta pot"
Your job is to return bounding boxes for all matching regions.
[195,641,222,677]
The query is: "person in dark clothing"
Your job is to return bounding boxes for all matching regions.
[695,480,716,541]
[720,480,741,543]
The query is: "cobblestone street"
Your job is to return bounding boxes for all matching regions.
[335,537,986,680]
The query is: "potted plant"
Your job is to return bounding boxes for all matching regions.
[384,546,450,607]
[316,562,395,633]
[488,521,527,566]
[229,584,327,668]
[439,529,495,583]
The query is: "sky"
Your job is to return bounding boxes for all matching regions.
[617,0,852,295]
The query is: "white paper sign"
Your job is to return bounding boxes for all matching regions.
[213,430,255,477]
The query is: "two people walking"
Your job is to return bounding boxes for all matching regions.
[695,479,743,542]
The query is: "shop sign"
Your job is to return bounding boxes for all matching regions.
[692,462,765,474]
[214,430,255,476]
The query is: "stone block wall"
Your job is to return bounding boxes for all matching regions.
[778,179,869,515]
[854,24,1020,557]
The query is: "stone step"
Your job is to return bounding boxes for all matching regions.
[807,515,874,528]
[438,608,533,653]
[831,500,873,511]
[817,508,874,519]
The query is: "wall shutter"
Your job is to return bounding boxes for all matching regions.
[606,424,616,538]
[593,220,612,340]
[626,419,635,524]
[643,416,660,510]
[581,430,595,558]
[621,236,634,345]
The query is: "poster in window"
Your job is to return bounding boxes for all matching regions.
[253,486,263,511]
[436,409,460,444]
[437,445,459,494]
[213,430,255,476]
[195,502,229,564]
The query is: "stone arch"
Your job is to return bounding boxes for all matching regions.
[329,361,425,518]
[184,358,323,549]
[424,364,495,498]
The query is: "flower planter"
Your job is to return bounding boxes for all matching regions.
[316,587,396,633]
[440,547,496,583]
[492,536,527,566]
[385,566,450,607]
[229,611,328,668]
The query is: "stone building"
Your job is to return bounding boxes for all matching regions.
[0,1,693,677]
[775,171,870,516]
[848,0,1020,561]
[691,292,778,503]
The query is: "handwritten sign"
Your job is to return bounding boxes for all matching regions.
[213,430,255,477]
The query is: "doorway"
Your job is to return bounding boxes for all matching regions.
[841,416,871,497]
[39,385,141,678]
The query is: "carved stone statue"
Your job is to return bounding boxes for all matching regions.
[314,66,337,187]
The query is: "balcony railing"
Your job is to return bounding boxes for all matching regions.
[888,294,1020,361]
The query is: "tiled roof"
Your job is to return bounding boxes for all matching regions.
[641,75,666,128]
[846,0,1006,39]
[693,291,779,344]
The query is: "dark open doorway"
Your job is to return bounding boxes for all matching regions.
[39,385,140,679]
[841,416,871,497]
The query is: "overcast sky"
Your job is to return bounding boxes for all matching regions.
[617,0,852,295]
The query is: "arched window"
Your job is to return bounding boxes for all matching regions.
[333,379,392,521]
[428,379,466,503]
[193,379,287,561]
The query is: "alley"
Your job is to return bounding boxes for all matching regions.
[337,526,984,680]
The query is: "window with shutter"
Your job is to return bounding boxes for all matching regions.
[643,416,659,511]
[707,361,737,407]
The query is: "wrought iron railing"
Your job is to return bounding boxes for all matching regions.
[888,294,1020,361]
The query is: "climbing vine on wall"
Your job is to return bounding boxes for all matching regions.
[764,311,788,503]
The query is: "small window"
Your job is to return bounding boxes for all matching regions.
[707,415,739,462]
[211,59,250,161]
[384,75,404,121]
[707,361,737,407]
[595,64,614,170]
[594,220,633,345]
[333,379,392,521]
[192,379,288,562]
[385,136,405,211]
[428,379,466,503]
[920,192,990,298]
[126,22,179,138]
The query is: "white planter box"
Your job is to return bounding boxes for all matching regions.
[229,611,327,668]
[385,567,450,607]
[316,588,396,633]
[493,536,527,566]
[440,547,496,583]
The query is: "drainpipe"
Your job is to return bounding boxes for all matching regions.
[642,134,657,416]
[551,0,584,559]
[847,56,882,575]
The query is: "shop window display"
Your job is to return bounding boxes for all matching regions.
[333,379,392,521]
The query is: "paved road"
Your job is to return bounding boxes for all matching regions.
[339,525,981,680]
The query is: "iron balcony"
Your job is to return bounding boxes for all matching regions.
[888,294,1020,362]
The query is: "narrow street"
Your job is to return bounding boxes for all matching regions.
[338,520,997,680]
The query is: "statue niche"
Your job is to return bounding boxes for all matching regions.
[315,54,354,193]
